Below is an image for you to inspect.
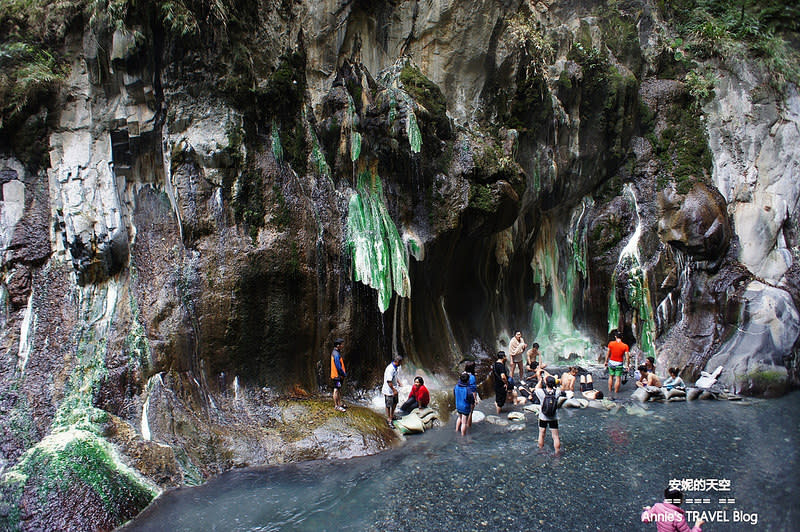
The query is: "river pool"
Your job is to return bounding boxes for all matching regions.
[121,391,799,531]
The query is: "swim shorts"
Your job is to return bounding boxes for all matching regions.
[384,394,398,409]
[580,381,594,392]
[608,362,624,377]
[538,419,558,429]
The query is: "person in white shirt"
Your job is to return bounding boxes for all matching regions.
[381,356,403,426]
[508,331,527,381]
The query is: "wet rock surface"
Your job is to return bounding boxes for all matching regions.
[0,1,799,529]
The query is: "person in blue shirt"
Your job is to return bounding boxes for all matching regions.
[465,362,478,428]
[454,372,475,436]
[330,339,347,412]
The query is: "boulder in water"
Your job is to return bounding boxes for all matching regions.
[562,398,588,408]
[394,412,425,434]
[632,387,650,402]
[485,415,509,426]
[664,388,686,400]
[507,411,525,421]
[587,399,610,410]
[686,388,703,401]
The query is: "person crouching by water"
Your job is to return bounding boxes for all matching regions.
[382,356,403,427]
[331,338,347,412]
[454,372,475,436]
[534,369,562,453]
[399,376,430,415]
[642,487,705,531]
[493,351,510,414]
[636,365,662,389]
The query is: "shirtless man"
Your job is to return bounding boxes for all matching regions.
[579,374,604,400]
[527,342,541,371]
[636,366,662,389]
[560,367,579,399]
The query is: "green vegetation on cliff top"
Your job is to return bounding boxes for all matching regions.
[662,0,800,88]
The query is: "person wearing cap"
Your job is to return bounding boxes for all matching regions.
[493,351,510,414]
[454,372,475,436]
[330,338,347,412]
[534,367,562,453]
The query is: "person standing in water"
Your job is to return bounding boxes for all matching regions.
[465,361,478,428]
[527,342,541,372]
[605,331,630,396]
[508,331,527,382]
[330,338,347,412]
[493,351,510,414]
[382,356,403,426]
[454,372,475,436]
[534,370,562,453]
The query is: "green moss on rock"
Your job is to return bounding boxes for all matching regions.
[399,63,449,136]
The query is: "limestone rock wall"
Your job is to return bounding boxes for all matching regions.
[0,0,798,529]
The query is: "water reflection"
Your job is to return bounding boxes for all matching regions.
[122,393,800,531]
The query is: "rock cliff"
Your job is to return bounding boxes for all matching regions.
[0,0,798,529]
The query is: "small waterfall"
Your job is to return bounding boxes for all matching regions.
[233,376,240,402]
[608,184,657,358]
[141,373,164,441]
[17,291,35,374]
[529,203,593,362]
[161,123,183,242]
[439,296,460,360]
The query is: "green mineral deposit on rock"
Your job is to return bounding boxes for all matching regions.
[346,170,411,312]
[407,111,422,153]
[271,121,283,162]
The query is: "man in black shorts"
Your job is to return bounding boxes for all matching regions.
[534,371,562,453]
[580,374,604,400]
[493,351,509,414]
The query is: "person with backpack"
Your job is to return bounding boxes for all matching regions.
[534,368,562,453]
[454,372,475,436]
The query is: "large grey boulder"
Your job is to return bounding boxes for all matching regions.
[706,281,800,396]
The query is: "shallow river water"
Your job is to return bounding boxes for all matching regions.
[122,391,799,531]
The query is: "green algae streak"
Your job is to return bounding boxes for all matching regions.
[346,170,411,312]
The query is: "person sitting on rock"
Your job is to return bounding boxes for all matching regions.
[579,374,604,400]
[560,366,579,398]
[636,365,662,389]
[399,376,430,414]
[663,367,686,390]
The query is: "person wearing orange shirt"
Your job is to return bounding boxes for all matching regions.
[330,338,347,412]
[605,331,630,396]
